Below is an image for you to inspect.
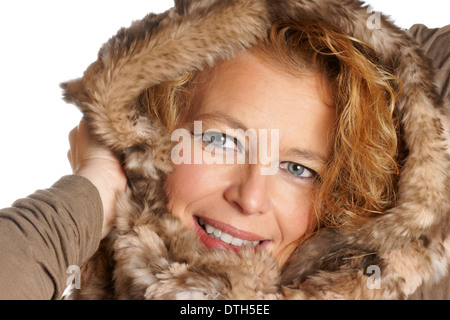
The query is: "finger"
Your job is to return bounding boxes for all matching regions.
[68,121,82,171]
[68,124,79,149]
[77,119,108,155]
[67,149,75,171]
[77,119,94,144]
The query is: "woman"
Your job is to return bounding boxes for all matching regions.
[1,0,448,299]
[160,19,398,268]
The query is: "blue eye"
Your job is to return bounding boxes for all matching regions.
[199,131,242,151]
[202,132,226,145]
[280,162,317,180]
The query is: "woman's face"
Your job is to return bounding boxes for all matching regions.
[165,51,336,265]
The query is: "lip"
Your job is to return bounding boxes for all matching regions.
[192,215,269,251]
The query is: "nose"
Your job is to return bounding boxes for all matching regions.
[224,164,272,215]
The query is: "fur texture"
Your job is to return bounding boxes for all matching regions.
[62,0,449,299]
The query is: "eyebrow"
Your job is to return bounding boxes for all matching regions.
[193,112,249,131]
[286,147,328,164]
[193,111,328,164]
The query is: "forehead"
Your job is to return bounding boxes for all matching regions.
[193,51,336,157]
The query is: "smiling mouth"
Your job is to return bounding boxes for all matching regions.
[195,216,264,248]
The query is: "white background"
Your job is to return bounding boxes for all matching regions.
[0,0,448,209]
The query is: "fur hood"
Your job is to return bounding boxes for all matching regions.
[62,0,450,299]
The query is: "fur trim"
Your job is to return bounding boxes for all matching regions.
[62,0,449,299]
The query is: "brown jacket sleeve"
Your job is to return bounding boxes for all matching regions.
[408,24,450,300]
[409,24,450,103]
[0,175,103,300]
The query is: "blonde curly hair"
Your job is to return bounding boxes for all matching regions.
[255,20,402,230]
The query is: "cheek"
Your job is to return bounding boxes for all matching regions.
[272,185,317,261]
[164,163,230,223]
[164,163,200,221]
[165,164,199,204]
[279,200,314,241]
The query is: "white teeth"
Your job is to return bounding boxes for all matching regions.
[231,237,244,246]
[213,228,222,238]
[198,218,261,248]
[218,232,231,244]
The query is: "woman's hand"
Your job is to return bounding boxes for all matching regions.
[68,119,127,239]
